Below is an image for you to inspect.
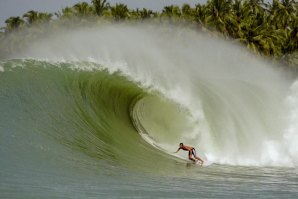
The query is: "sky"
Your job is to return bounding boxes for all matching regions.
[0,0,206,28]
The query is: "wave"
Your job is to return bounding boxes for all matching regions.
[1,24,298,169]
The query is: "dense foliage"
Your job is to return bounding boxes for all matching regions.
[0,0,297,68]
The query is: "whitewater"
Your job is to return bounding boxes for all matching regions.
[1,24,298,198]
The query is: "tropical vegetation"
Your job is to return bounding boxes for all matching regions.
[0,0,297,70]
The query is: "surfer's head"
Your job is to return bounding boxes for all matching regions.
[179,143,183,147]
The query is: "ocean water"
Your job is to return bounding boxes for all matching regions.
[1,24,298,198]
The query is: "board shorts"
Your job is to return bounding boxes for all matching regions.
[189,148,196,157]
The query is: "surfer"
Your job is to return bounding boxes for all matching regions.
[175,143,204,165]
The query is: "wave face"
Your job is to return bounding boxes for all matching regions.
[1,24,298,198]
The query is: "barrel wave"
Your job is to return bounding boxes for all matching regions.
[1,25,298,198]
[0,60,179,171]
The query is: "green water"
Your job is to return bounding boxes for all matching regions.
[0,60,297,198]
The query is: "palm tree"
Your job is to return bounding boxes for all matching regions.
[266,0,297,54]
[182,4,191,15]
[194,4,207,26]
[223,0,246,38]
[204,0,233,34]
[91,0,110,16]
[57,7,75,20]
[237,19,285,56]
[181,3,197,21]
[243,0,265,15]
[162,5,182,18]
[139,8,155,19]
[38,13,53,23]
[4,16,25,32]
[23,11,52,24]
[111,3,129,20]
[272,0,296,29]
[73,2,93,17]
[23,10,39,24]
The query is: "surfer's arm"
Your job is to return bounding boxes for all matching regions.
[174,147,181,153]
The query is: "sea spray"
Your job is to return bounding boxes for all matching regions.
[12,24,296,167]
[283,80,298,166]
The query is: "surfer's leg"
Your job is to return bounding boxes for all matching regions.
[192,149,204,164]
[188,151,196,162]
[195,155,204,163]
[192,149,199,160]
[189,156,196,162]
[196,157,204,165]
